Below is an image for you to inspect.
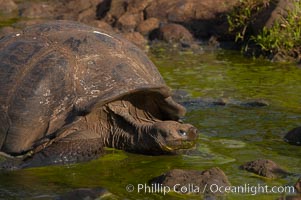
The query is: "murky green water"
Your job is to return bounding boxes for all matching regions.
[1,47,301,200]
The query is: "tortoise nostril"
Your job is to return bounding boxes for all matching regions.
[188,127,198,139]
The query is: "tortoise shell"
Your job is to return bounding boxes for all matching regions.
[0,20,175,154]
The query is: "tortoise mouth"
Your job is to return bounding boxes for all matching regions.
[160,140,197,153]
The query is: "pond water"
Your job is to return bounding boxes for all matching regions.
[1,47,301,200]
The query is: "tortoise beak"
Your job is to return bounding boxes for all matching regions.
[162,140,197,153]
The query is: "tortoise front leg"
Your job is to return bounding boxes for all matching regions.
[2,130,104,169]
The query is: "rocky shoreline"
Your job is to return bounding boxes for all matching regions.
[0,0,236,49]
[1,0,297,57]
[3,0,300,63]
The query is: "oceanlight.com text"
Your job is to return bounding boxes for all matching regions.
[126,183,295,195]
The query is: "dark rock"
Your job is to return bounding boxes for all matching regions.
[137,18,160,36]
[212,99,228,106]
[57,188,109,200]
[145,0,238,38]
[152,23,194,44]
[180,97,269,109]
[77,8,96,23]
[240,159,289,178]
[113,0,152,32]
[95,0,240,39]
[208,36,220,49]
[150,168,230,195]
[126,0,152,14]
[284,127,301,146]
[103,0,127,25]
[70,0,100,12]
[117,13,143,31]
[100,0,152,32]
[295,177,301,193]
[96,0,111,19]
[0,0,17,13]
[88,20,114,32]
[18,2,55,19]
[57,0,100,22]
[179,98,228,109]
[240,99,269,107]
[121,32,147,50]
[145,0,208,22]
[10,0,241,42]
[251,0,295,35]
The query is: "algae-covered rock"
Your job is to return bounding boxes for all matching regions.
[240,159,290,178]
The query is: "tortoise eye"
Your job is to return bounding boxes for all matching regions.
[178,130,187,137]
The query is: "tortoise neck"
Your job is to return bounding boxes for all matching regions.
[100,106,156,152]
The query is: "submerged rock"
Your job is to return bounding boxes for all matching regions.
[239,100,269,107]
[179,97,269,109]
[150,167,230,196]
[284,127,301,146]
[295,177,301,193]
[240,159,289,179]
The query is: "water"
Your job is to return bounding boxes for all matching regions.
[1,47,301,199]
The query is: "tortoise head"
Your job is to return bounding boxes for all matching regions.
[101,90,198,155]
[144,121,198,154]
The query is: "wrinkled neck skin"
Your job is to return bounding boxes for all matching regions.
[100,105,163,154]
[97,101,166,155]
[104,118,161,154]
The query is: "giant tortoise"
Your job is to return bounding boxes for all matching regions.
[0,20,197,168]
